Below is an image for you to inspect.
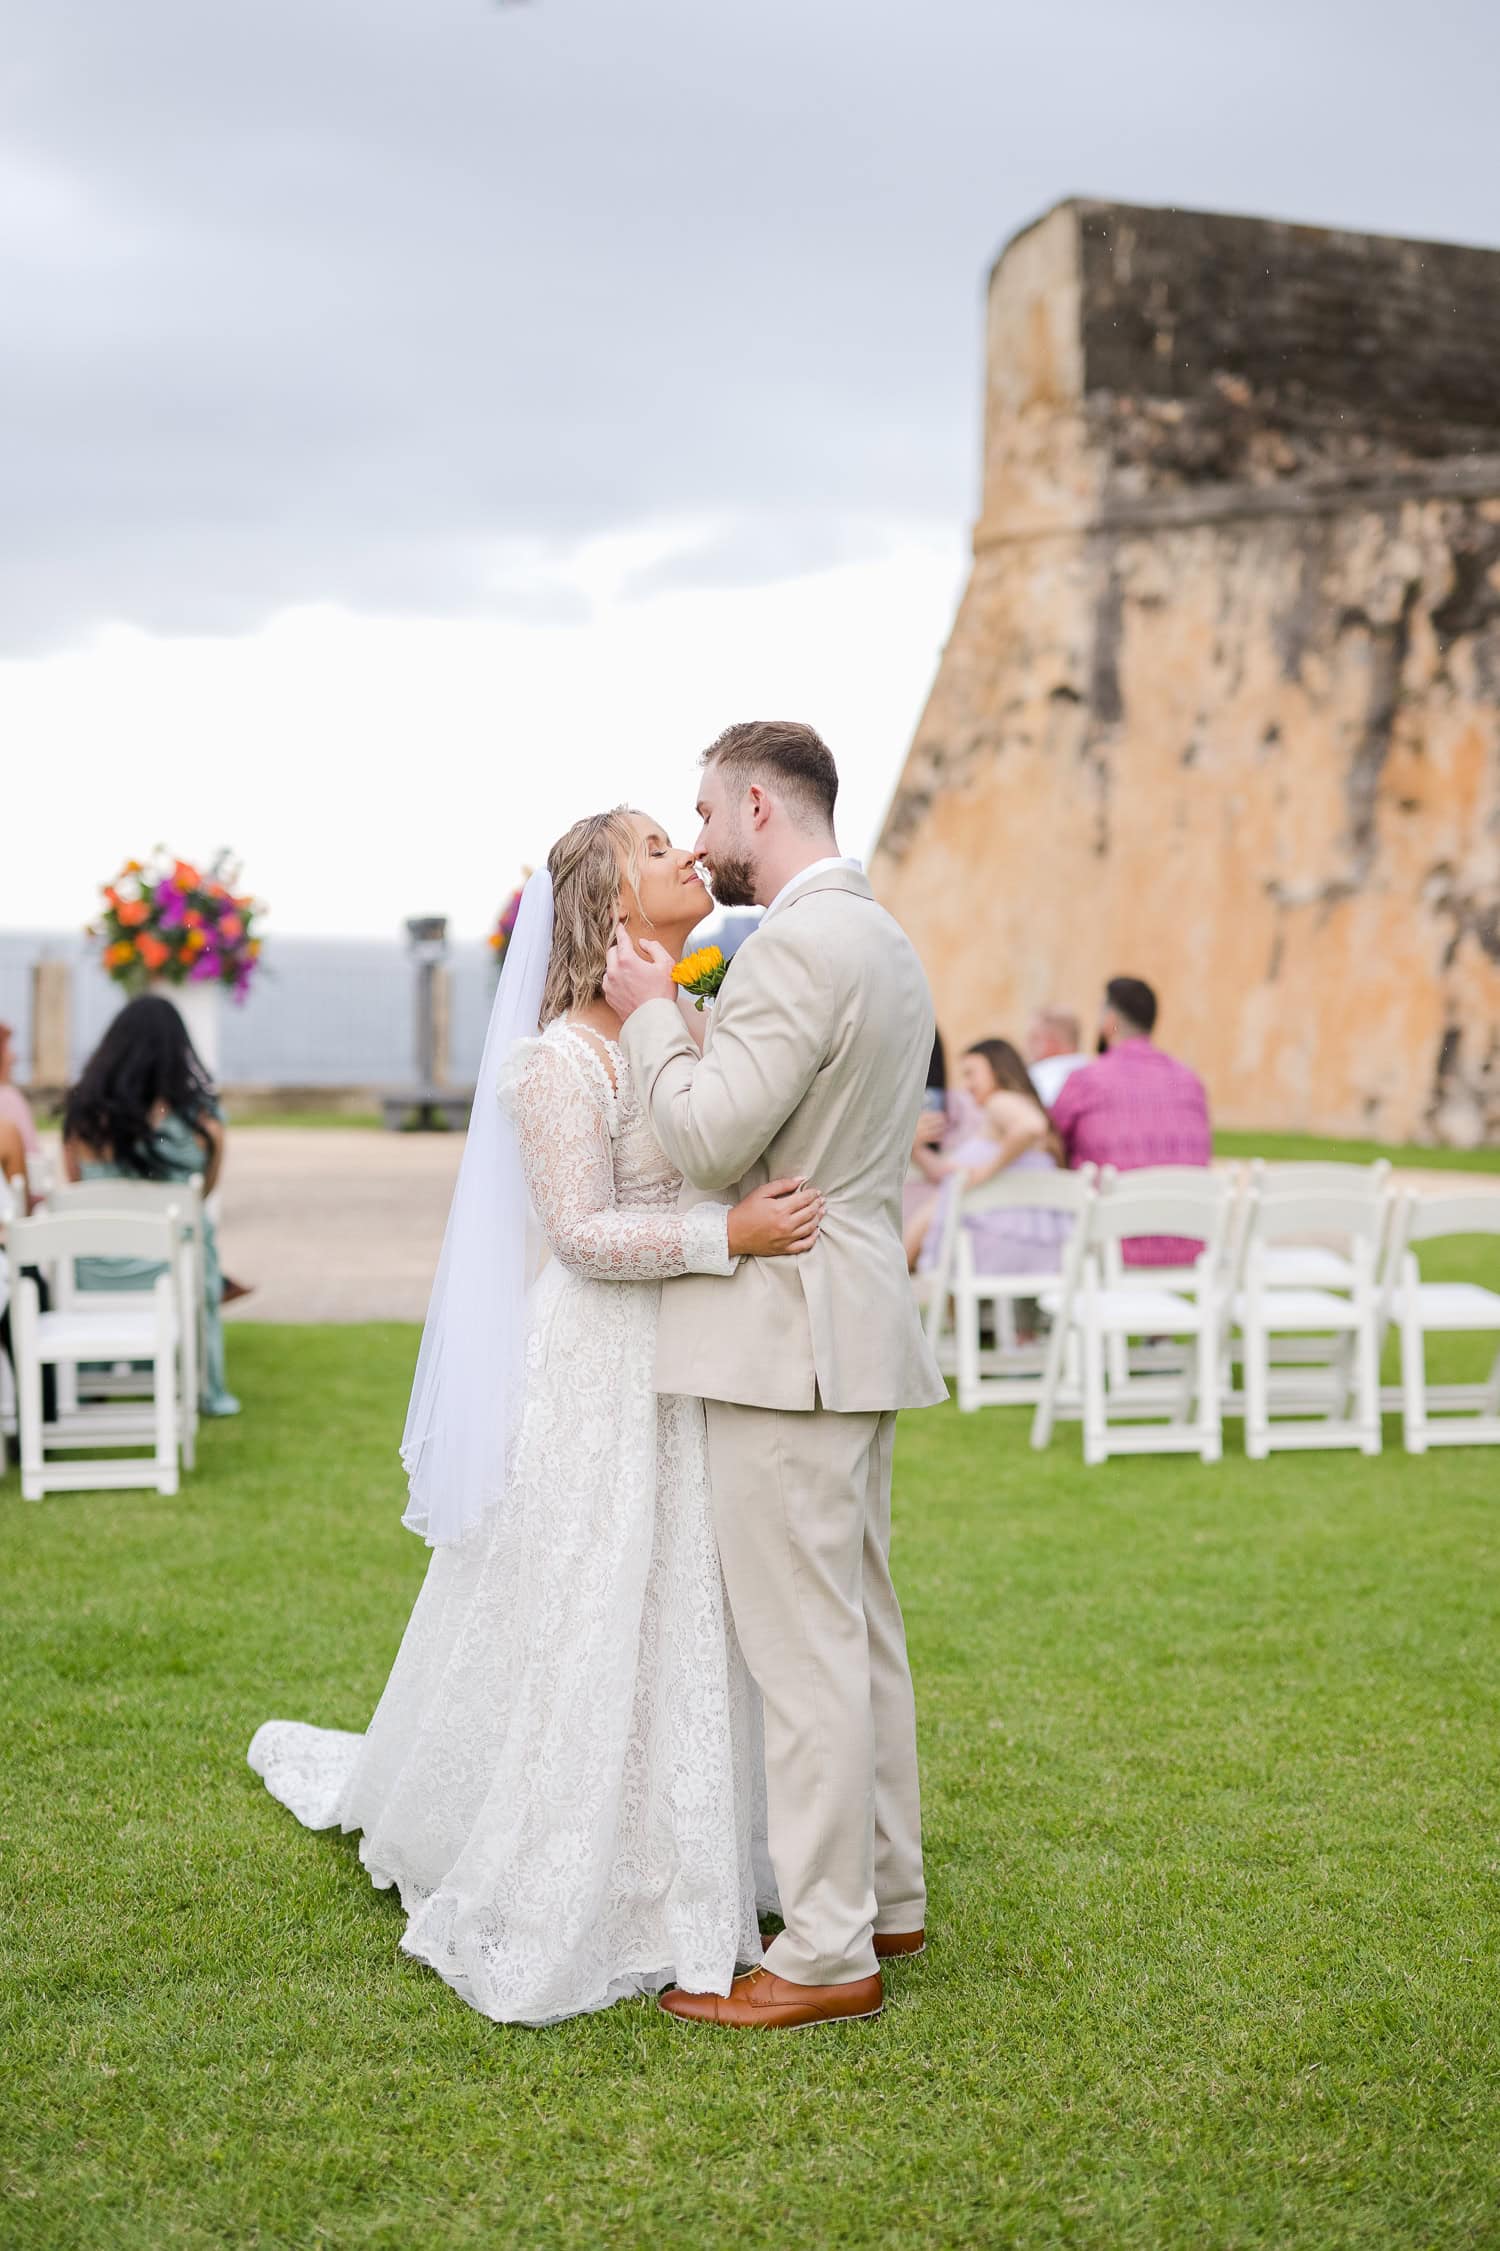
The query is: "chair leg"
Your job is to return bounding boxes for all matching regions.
[1031,1308,1067,1451]
[154,1282,179,1496]
[1082,1308,1106,1466]
[1355,1306,1381,1456]
[1244,1317,1268,1460]
[956,1288,979,1414]
[178,1246,198,1473]
[16,1279,45,1502]
[1197,1309,1221,1463]
[1400,1307,1427,1455]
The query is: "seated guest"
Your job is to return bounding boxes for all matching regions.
[1050,975,1210,1266]
[62,995,240,1417]
[904,1030,951,1249]
[0,1113,25,1204]
[1026,1006,1090,1108]
[0,1114,57,1420]
[0,1021,40,1158]
[910,1038,1070,1281]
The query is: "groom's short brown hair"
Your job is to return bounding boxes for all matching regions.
[701,721,839,827]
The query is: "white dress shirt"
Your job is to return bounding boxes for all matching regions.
[764,856,863,917]
[1030,1050,1092,1108]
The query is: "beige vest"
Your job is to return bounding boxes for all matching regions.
[621,866,948,1413]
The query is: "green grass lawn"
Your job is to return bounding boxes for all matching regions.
[1212,1128,1500,1173]
[4,1305,1499,2251]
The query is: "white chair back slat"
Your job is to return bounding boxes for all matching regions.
[1248,1187,1389,1246]
[1251,1158,1392,1194]
[10,1208,183,1265]
[48,1176,204,1218]
[1084,1179,1229,1251]
[1101,1164,1227,1198]
[1401,1191,1500,1244]
[957,1167,1097,1217]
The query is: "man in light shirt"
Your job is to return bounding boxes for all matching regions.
[1027,1007,1090,1109]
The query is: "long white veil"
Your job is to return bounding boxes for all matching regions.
[400,868,555,1547]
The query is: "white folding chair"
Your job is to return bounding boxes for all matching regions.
[924,1166,1097,1412]
[1093,1166,1228,1404]
[1033,1176,1231,1464]
[1385,1191,1500,1452]
[8,1209,182,1500]
[1237,1189,1385,1458]
[1248,1159,1394,1289]
[45,1176,204,1470]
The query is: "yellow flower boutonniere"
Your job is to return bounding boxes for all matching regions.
[671,945,728,1011]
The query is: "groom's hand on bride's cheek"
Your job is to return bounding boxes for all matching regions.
[603,923,679,1020]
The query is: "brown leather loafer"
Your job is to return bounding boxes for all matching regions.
[874,1929,926,1959]
[660,1965,883,2029]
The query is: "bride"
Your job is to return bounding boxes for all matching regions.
[248,809,822,2024]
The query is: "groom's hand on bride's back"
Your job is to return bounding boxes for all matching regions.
[603,923,677,1021]
[727,1177,825,1259]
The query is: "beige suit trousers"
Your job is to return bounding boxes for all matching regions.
[703,1398,926,1987]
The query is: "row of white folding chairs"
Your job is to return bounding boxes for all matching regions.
[922,1160,1500,1463]
[2,1182,204,1500]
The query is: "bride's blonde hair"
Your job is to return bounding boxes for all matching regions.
[540,807,647,1025]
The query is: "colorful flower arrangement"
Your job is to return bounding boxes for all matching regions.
[91,850,265,1001]
[671,945,728,1010]
[489,879,528,971]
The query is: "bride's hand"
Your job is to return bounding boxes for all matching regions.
[727,1178,826,1259]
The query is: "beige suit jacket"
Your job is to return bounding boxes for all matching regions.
[621,865,948,1413]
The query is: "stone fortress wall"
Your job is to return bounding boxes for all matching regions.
[868,200,1500,1144]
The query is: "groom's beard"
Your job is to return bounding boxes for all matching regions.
[704,852,758,909]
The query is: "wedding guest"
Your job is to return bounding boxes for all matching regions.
[0,1113,26,1201]
[1049,975,1210,1266]
[61,995,241,1416]
[1026,1006,1090,1108]
[910,1038,1069,1280]
[904,1031,951,1242]
[0,1022,40,1157]
[0,1113,57,1422]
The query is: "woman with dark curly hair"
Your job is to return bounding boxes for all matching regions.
[62,995,240,1416]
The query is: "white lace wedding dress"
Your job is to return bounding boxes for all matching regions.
[248,1021,767,2025]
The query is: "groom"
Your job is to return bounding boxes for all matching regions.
[604,720,946,2029]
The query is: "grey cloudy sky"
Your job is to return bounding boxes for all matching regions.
[7,0,1499,655]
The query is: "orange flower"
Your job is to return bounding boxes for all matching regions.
[103,884,123,907]
[219,912,244,942]
[247,938,262,958]
[183,928,207,957]
[104,940,136,968]
[173,860,202,890]
[184,908,203,928]
[117,898,150,928]
[137,934,170,972]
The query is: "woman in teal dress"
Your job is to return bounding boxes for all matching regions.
[62,995,240,1416]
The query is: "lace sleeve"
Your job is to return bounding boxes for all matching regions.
[508,1039,734,1281]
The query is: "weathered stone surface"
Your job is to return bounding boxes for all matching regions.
[869,200,1500,1144]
